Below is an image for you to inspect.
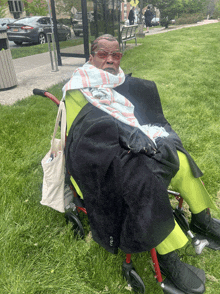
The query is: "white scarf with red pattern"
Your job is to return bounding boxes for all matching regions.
[63,62,168,145]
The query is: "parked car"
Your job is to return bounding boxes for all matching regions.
[72,12,93,36]
[151,17,160,26]
[0,18,14,29]
[7,16,71,45]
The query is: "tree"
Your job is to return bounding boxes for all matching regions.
[144,0,219,28]
[23,0,48,16]
[212,0,220,18]
[181,0,207,14]
[55,0,82,19]
[0,0,8,18]
[206,0,218,16]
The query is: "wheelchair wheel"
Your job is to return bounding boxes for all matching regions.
[65,211,85,239]
[122,260,145,293]
[129,270,145,293]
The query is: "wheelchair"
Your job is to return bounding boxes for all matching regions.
[34,75,214,293]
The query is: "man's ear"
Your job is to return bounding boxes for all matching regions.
[89,54,93,63]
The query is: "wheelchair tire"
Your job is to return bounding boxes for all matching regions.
[65,211,85,239]
[122,260,145,294]
[128,270,145,293]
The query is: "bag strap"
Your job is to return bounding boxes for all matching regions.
[51,101,66,150]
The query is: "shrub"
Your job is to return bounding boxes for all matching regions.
[212,6,220,19]
[160,17,170,28]
[175,13,205,25]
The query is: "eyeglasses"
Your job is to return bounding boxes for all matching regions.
[93,50,123,60]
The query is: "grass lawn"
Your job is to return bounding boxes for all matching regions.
[10,38,84,59]
[1,23,220,293]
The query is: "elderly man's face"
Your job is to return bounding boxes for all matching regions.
[89,39,122,75]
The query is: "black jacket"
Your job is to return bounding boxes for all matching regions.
[66,105,176,254]
[145,9,154,22]
[128,9,135,21]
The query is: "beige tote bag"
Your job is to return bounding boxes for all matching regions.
[41,101,66,213]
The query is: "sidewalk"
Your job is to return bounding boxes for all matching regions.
[0,19,218,106]
[145,18,219,35]
[0,45,86,105]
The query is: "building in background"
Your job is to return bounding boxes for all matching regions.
[2,0,158,24]
[121,0,131,22]
[3,0,133,22]
[4,0,25,19]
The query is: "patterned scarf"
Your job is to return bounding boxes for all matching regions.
[63,62,169,145]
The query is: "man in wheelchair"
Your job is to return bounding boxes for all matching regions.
[63,34,220,293]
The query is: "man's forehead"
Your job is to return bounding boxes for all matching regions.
[97,39,120,51]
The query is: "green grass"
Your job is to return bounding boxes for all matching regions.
[10,39,84,59]
[1,23,220,293]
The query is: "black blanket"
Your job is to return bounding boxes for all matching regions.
[115,75,202,178]
[66,76,202,254]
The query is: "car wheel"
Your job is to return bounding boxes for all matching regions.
[14,41,22,45]
[38,33,46,44]
[65,32,71,41]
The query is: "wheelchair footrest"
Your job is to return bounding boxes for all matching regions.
[193,218,220,251]
[195,232,220,251]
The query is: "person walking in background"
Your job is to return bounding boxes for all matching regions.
[128,7,135,25]
[144,5,154,33]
